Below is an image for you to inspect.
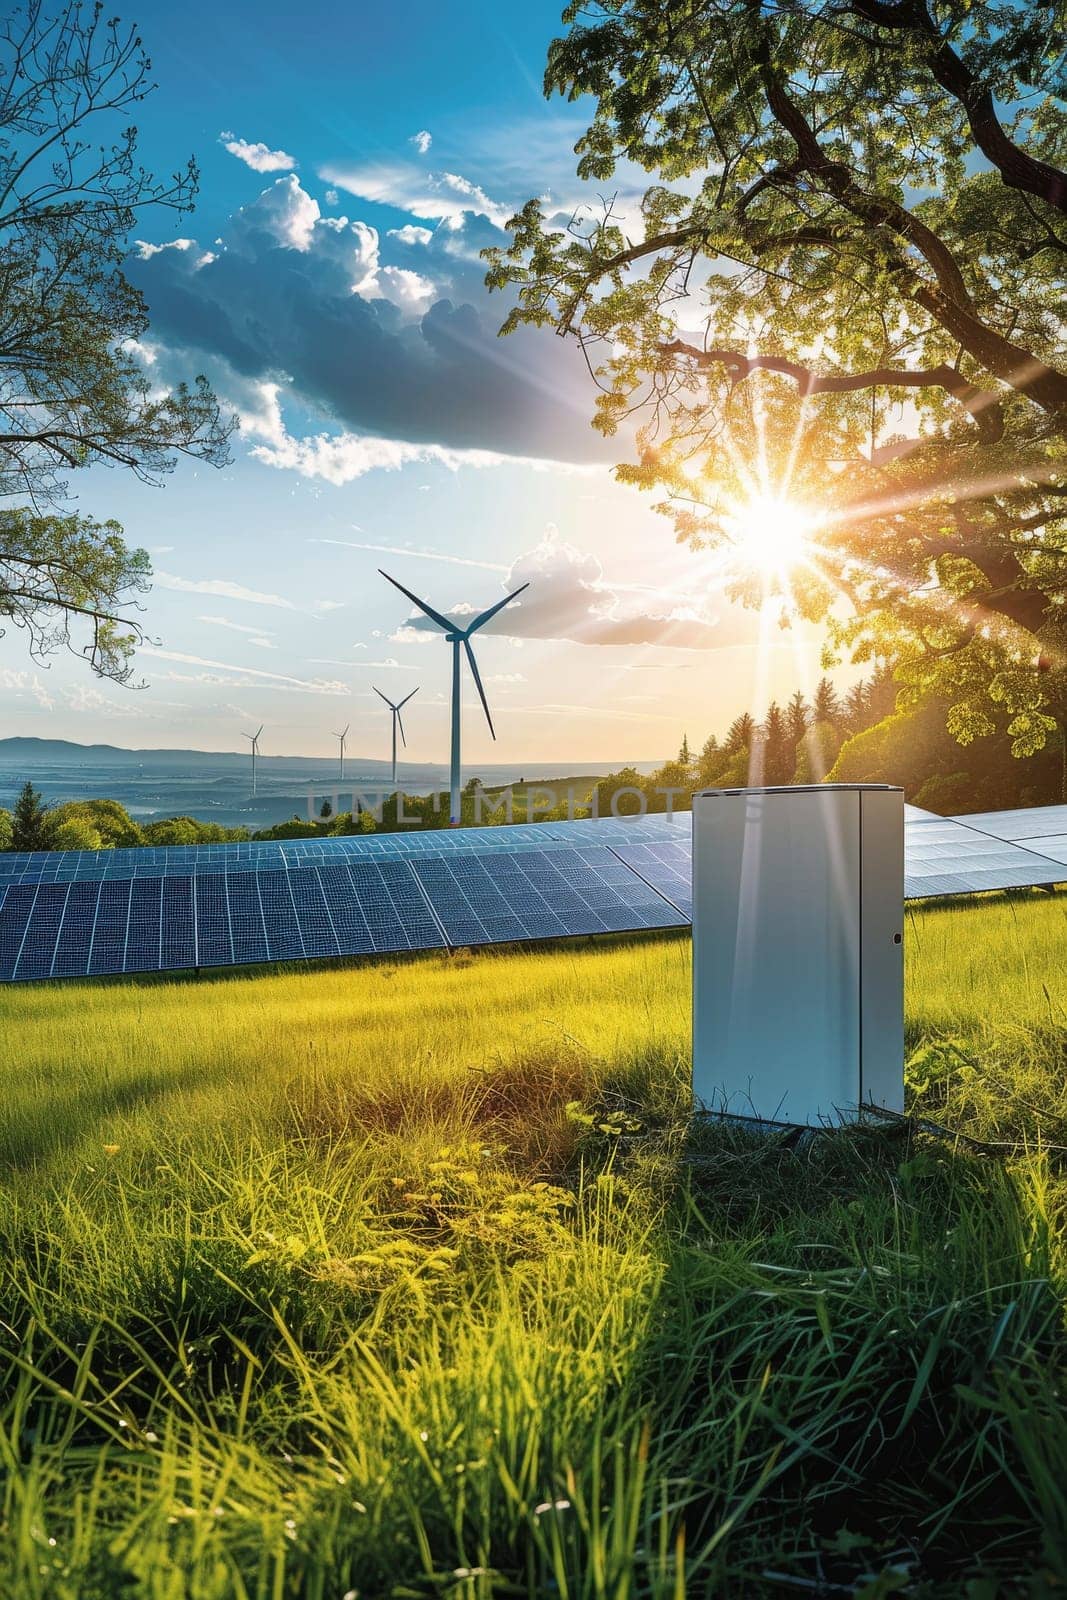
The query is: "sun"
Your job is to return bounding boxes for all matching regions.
[724,493,814,576]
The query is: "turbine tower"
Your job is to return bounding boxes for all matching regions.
[243,725,263,798]
[373,686,419,788]
[380,570,528,824]
[333,724,350,782]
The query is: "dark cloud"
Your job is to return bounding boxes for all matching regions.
[130,176,614,465]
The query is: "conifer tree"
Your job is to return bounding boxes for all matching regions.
[786,691,810,747]
[723,712,755,755]
[812,679,841,726]
[11,781,51,851]
[762,701,791,785]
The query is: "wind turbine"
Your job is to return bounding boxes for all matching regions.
[333,724,350,782]
[380,570,529,824]
[373,686,419,788]
[243,725,263,797]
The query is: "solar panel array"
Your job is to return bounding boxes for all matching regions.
[0,859,449,982]
[0,812,683,885]
[903,812,1066,898]
[0,804,1063,984]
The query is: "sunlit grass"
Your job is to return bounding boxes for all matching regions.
[0,899,1065,1596]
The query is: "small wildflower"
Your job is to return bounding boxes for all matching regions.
[102,1144,120,1157]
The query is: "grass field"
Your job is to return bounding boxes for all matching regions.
[1,894,1066,1598]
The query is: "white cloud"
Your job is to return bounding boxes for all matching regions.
[232,173,321,249]
[142,648,348,695]
[249,428,497,485]
[387,224,433,247]
[248,409,601,486]
[508,701,664,723]
[324,187,339,206]
[319,160,512,229]
[129,175,619,468]
[133,238,196,259]
[410,130,433,154]
[198,615,277,648]
[308,656,416,669]
[0,669,163,717]
[376,264,436,310]
[390,524,754,650]
[154,572,301,610]
[313,537,507,572]
[0,668,56,710]
[64,683,149,718]
[220,132,297,173]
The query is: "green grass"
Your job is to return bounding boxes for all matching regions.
[1,897,1066,1597]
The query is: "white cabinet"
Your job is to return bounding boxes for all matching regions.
[692,785,904,1126]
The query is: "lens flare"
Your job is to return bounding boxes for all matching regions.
[724,493,813,576]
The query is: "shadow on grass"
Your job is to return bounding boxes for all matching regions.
[618,1111,1067,1592]
[0,1058,238,1171]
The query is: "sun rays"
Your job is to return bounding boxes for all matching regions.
[722,491,815,578]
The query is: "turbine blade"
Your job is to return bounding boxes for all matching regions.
[256,726,264,739]
[398,686,419,709]
[463,638,495,740]
[379,569,455,634]
[467,581,529,635]
[396,709,407,748]
[372,685,394,709]
[342,724,349,740]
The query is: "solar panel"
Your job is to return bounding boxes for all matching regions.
[608,839,693,917]
[1017,834,1067,865]
[952,804,1067,842]
[0,812,694,886]
[54,881,101,979]
[904,815,1063,898]
[411,845,687,946]
[0,858,449,981]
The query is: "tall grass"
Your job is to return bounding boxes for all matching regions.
[0,898,1065,1597]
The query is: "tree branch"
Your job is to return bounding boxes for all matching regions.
[657,340,1006,441]
[754,27,1067,419]
[840,0,1067,218]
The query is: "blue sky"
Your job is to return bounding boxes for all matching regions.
[0,0,846,764]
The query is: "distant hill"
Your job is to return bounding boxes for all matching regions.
[0,737,370,768]
[0,736,663,780]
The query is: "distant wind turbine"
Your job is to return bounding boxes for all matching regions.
[373,686,419,788]
[333,723,350,782]
[380,569,528,824]
[243,725,263,797]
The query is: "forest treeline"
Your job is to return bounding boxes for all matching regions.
[2,668,1063,852]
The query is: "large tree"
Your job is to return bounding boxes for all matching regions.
[486,0,1067,790]
[0,1,232,682]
